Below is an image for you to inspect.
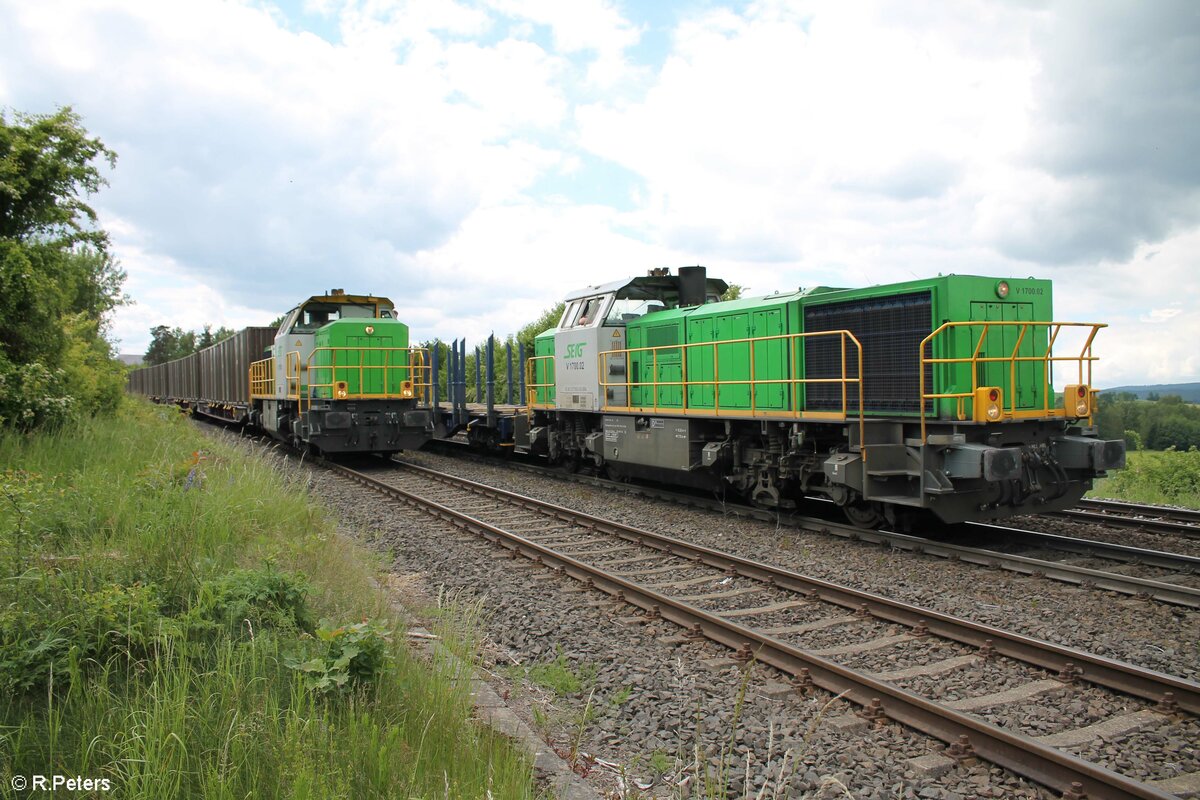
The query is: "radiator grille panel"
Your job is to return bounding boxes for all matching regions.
[804,292,933,413]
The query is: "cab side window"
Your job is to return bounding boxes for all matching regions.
[561,301,583,329]
[278,309,300,336]
[572,297,605,328]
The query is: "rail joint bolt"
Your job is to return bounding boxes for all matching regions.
[947,735,977,765]
[1056,662,1083,683]
[1156,692,1180,717]
[1062,781,1087,799]
[856,697,886,726]
[792,668,814,695]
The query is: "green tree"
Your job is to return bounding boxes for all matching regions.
[516,303,564,355]
[720,284,745,301]
[0,107,125,429]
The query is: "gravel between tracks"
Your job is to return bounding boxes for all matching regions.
[401,451,1199,684]
[309,461,1053,799]
[1010,513,1200,559]
[210,428,1200,797]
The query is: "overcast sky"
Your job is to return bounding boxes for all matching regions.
[2,0,1197,387]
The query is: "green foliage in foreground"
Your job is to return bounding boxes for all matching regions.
[0,401,534,799]
[1090,447,1200,508]
[1,107,129,431]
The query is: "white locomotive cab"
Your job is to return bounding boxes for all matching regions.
[553,293,628,412]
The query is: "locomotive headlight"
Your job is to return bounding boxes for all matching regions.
[401,380,414,399]
[335,381,349,399]
[995,281,1010,299]
[974,386,1004,422]
[1065,384,1090,416]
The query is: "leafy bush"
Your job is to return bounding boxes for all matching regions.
[286,619,393,694]
[0,581,173,694]
[0,356,75,431]
[188,565,314,638]
[1091,447,1200,506]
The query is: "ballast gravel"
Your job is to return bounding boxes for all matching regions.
[309,466,1055,798]
[206,427,1198,797]
[403,450,1199,683]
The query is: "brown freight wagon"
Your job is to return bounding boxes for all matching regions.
[126,326,276,422]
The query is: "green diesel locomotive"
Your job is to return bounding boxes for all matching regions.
[248,291,432,454]
[129,290,432,456]
[522,268,1124,526]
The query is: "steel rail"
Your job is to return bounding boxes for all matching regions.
[964,521,1200,572]
[332,460,1182,800]
[1079,498,1200,524]
[1051,501,1200,539]
[415,441,1200,608]
[387,461,1200,713]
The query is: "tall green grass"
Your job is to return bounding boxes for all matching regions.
[1089,448,1200,508]
[1,401,535,799]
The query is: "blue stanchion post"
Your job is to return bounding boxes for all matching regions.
[430,340,440,430]
[473,346,481,404]
[518,342,525,405]
[486,334,495,427]
[506,341,513,405]
[456,339,466,425]
[446,340,453,417]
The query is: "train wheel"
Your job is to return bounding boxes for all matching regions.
[843,500,884,529]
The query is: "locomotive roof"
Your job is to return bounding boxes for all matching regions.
[301,293,393,306]
[563,274,729,302]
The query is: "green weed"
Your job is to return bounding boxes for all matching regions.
[1090,447,1200,507]
[0,400,535,799]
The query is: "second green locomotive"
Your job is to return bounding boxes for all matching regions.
[249,290,431,454]
[523,268,1124,526]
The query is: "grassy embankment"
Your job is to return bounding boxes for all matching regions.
[0,400,536,799]
[1089,448,1200,508]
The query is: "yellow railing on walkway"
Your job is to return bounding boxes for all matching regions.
[249,348,431,414]
[249,357,274,399]
[525,355,555,409]
[598,330,865,446]
[919,321,1105,442]
[294,347,430,414]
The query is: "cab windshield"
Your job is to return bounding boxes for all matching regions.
[293,303,385,332]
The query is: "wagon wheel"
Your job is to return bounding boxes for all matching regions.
[843,499,884,529]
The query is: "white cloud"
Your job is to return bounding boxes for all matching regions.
[1,0,575,346]
[485,0,640,87]
[575,0,1038,269]
[1139,308,1183,324]
[1,0,1196,387]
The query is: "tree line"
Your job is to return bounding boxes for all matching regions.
[1095,393,1200,452]
[142,324,238,366]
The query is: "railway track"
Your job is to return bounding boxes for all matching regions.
[1050,500,1200,540]
[418,440,1200,608]
[331,458,1199,800]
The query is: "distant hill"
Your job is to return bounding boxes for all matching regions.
[1100,382,1200,403]
[118,354,143,367]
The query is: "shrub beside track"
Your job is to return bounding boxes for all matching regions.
[0,399,534,800]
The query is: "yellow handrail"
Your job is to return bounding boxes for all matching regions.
[918,320,1106,442]
[525,355,555,408]
[249,357,274,399]
[270,347,432,415]
[598,330,865,450]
